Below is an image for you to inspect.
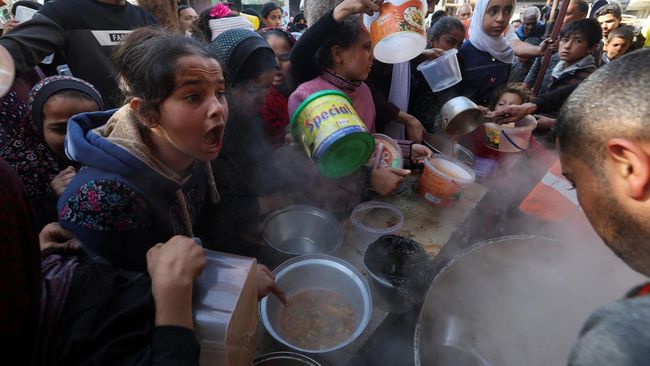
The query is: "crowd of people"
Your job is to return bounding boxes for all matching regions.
[0,0,649,364]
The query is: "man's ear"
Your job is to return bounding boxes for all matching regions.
[606,138,650,200]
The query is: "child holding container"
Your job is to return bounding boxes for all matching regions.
[289,0,432,199]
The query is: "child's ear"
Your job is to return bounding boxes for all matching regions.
[129,98,158,128]
[331,45,344,65]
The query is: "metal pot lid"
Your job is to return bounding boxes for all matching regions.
[415,235,646,366]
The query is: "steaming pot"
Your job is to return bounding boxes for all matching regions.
[415,236,646,366]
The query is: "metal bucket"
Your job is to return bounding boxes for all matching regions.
[415,236,646,366]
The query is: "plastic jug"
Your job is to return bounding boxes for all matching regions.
[193,249,258,366]
[363,0,428,64]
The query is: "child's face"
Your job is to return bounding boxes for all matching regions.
[264,9,283,28]
[482,0,513,37]
[597,14,620,38]
[266,34,292,88]
[605,36,630,60]
[494,92,523,113]
[42,95,99,159]
[337,30,373,82]
[431,28,465,51]
[155,55,228,164]
[559,32,592,64]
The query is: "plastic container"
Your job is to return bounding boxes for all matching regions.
[368,133,404,169]
[363,0,428,64]
[418,154,475,207]
[350,201,404,254]
[291,90,375,178]
[416,49,462,92]
[484,115,537,152]
[193,249,258,366]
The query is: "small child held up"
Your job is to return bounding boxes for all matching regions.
[491,84,530,114]
[602,26,634,64]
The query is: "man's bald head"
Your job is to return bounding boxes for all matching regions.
[557,49,650,170]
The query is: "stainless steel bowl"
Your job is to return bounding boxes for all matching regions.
[260,255,373,353]
[440,96,484,136]
[254,352,320,366]
[263,205,343,256]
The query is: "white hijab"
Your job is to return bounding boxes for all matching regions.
[468,0,515,64]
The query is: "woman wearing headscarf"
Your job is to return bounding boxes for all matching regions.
[203,28,295,259]
[456,0,516,106]
[0,76,103,229]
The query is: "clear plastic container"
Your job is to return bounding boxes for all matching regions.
[350,201,404,254]
[416,48,462,92]
[484,115,537,152]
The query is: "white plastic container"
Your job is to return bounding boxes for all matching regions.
[484,115,537,152]
[193,249,258,366]
[350,201,404,254]
[416,48,462,92]
[363,0,428,64]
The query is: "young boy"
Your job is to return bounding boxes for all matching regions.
[602,27,634,64]
[485,19,602,127]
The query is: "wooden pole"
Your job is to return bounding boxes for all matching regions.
[532,0,569,96]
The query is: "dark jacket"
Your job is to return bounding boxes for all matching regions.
[58,107,219,271]
[457,40,511,106]
[534,55,596,115]
[0,0,157,107]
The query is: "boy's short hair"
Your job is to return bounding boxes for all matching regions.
[559,18,602,48]
[595,3,622,20]
[607,26,634,43]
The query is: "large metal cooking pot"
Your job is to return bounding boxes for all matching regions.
[415,236,646,366]
[440,96,484,136]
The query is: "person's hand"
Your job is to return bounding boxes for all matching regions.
[39,222,81,252]
[333,0,384,21]
[2,19,20,35]
[536,38,549,56]
[535,116,557,130]
[486,103,537,124]
[147,236,206,328]
[50,166,76,196]
[420,48,445,60]
[547,37,559,53]
[410,144,432,164]
[371,167,411,196]
[398,111,425,143]
[257,264,287,305]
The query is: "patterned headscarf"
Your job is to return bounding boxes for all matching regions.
[28,76,103,139]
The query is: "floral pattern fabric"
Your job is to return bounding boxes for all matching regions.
[59,180,150,231]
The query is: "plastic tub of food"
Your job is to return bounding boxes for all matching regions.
[368,133,404,169]
[416,49,462,92]
[484,115,537,152]
[350,201,404,254]
[418,154,475,207]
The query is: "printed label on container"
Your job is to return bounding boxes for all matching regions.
[370,1,426,46]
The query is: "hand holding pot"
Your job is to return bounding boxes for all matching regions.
[257,264,288,305]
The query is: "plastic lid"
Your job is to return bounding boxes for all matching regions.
[289,89,351,135]
[317,131,375,178]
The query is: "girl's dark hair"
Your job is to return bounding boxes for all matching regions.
[559,18,602,48]
[112,27,218,119]
[427,16,465,41]
[261,2,281,18]
[491,84,530,110]
[315,15,364,70]
[177,5,189,15]
[260,27,296,47]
